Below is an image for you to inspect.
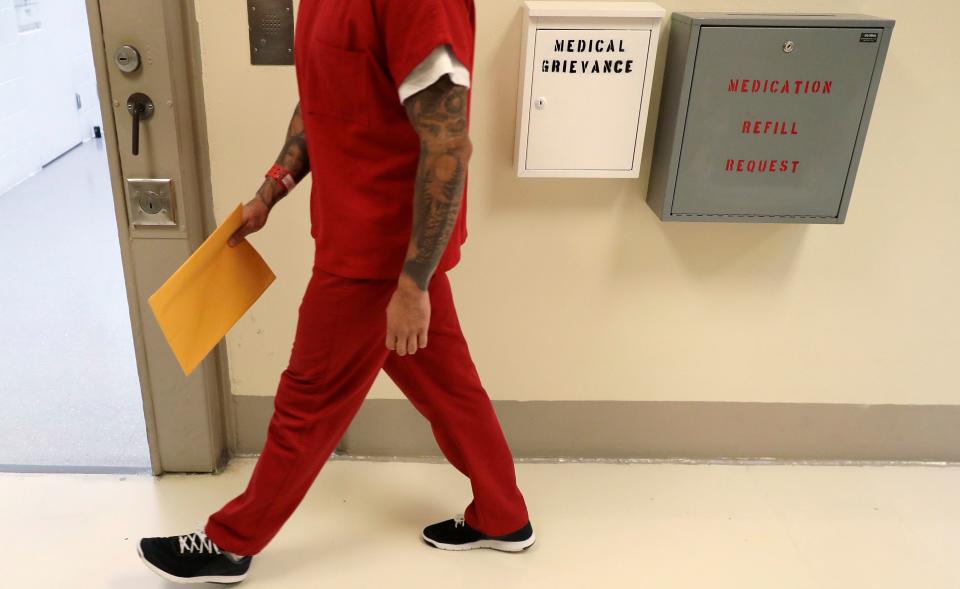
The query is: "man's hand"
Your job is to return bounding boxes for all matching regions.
[227,190,272,247]
[386,273,430,356]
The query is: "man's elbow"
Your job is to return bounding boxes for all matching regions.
[460,136,473,162]
[424,135,472,161]
[450,137,473,169]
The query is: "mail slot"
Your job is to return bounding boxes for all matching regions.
[514,1,665,178]
[647,13,895,223]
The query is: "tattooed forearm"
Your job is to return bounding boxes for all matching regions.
[275,103,310,179]
[257,103,310,209]
[401,77,472,290]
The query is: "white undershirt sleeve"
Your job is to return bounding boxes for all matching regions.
[398,44,471,105]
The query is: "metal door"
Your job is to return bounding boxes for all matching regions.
[86,0,227,473]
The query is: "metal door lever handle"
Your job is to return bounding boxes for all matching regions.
[126,93,154,157]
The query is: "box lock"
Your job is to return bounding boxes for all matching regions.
[782,40,795,53]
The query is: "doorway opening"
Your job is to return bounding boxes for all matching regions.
[0,0,150,472]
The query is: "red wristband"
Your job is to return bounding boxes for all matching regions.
[265,164,296,194]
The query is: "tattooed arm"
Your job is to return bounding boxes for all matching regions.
[386,76,472,356]
[401,76,472,289]
[228,103,310,247]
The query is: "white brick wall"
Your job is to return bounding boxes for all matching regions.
[0,0,102,195]
[0,5,39,194]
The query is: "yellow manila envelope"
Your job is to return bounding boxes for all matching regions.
[148,203,275,375]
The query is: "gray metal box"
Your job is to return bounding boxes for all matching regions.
[647,13,894,223]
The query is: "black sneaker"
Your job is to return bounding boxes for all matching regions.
[137,525,252,584]
[421,513,536,552]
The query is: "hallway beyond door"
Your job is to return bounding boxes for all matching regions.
[0,139,149,471]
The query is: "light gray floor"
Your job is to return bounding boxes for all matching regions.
[0,139,150,469]
[4,459,960,588]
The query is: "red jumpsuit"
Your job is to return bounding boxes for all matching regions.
[204,0,529,556]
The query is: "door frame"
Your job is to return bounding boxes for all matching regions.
[85,0,232,474]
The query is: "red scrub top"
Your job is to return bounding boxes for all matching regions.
[294,0,476,279]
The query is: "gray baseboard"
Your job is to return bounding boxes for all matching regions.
[232,395,960,462]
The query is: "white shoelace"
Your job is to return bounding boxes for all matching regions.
[453,513,466,528]
[178,524,222,555]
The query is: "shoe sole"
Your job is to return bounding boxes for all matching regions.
[136,542,249,585]
[420,531,536,552]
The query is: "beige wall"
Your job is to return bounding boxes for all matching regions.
[196,0,959,405]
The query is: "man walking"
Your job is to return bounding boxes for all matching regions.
[136,0,533,583]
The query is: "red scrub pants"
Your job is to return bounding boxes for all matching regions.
[204,263,530,556]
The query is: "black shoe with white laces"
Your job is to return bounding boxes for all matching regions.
[421,514,536,552]
[137,525,252,584]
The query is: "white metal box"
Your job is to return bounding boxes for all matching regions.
[514,1,665,178]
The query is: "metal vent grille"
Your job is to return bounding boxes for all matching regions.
[260,14,282,35]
